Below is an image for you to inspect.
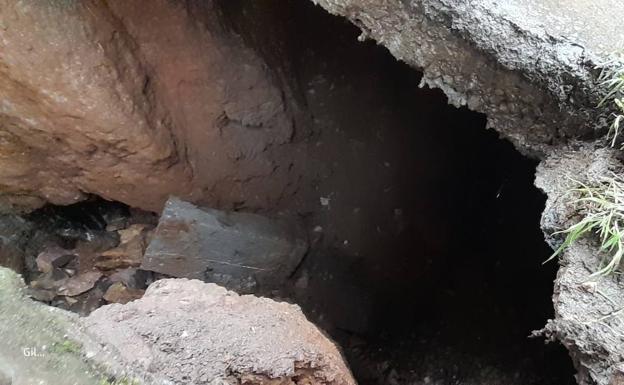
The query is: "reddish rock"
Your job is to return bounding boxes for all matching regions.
[0,0,298,213]
[95,224,149,270]
[86,279,356,385]
[57,271,102,297]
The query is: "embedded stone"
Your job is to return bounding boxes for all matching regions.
[142,198,308,292]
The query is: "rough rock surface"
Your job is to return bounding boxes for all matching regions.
[0,266,355,385]
[4,0,621,212]
[536,146,624,385]
[142,198,308,293]
[85,278,356,385]
[311,0,624,155]
[0,267,110,385]
[0,0,297,213]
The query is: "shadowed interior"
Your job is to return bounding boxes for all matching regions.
[216,1,577,384]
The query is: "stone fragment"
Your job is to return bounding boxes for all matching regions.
[26,287,57,302]
[109,268,151,290]
[67,289,106,316]
[30,268,70,291]
[142,198,308,292]
[103,282,144,304]
[95,225,150,270]
[35,246,76,273]
[57,271,102,297]
[85,278,356,385]
[0,243,24,274]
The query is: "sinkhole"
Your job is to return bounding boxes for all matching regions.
[0,0,581,384]
[217,0,577,384]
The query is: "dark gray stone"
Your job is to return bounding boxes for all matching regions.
[0,214,33,273]
[142,197,308,292]
[109,268,151,290]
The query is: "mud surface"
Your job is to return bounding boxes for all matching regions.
[537,146,624,385]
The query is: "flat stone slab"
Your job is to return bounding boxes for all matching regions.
[142,197,308,292]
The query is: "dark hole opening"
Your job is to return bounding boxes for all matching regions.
[217,1,577,384]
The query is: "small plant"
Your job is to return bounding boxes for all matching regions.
[50,338,82,354]
[598,60,624,147]
[547,175,624,276]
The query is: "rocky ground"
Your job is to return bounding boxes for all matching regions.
[0,266,356,385]
[0,199,160,315]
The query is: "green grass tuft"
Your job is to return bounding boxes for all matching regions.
[598,60,624,147]
[51,339,82,354]
[546,175,624,276]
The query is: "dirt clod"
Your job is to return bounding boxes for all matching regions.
[85,278,356,385]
